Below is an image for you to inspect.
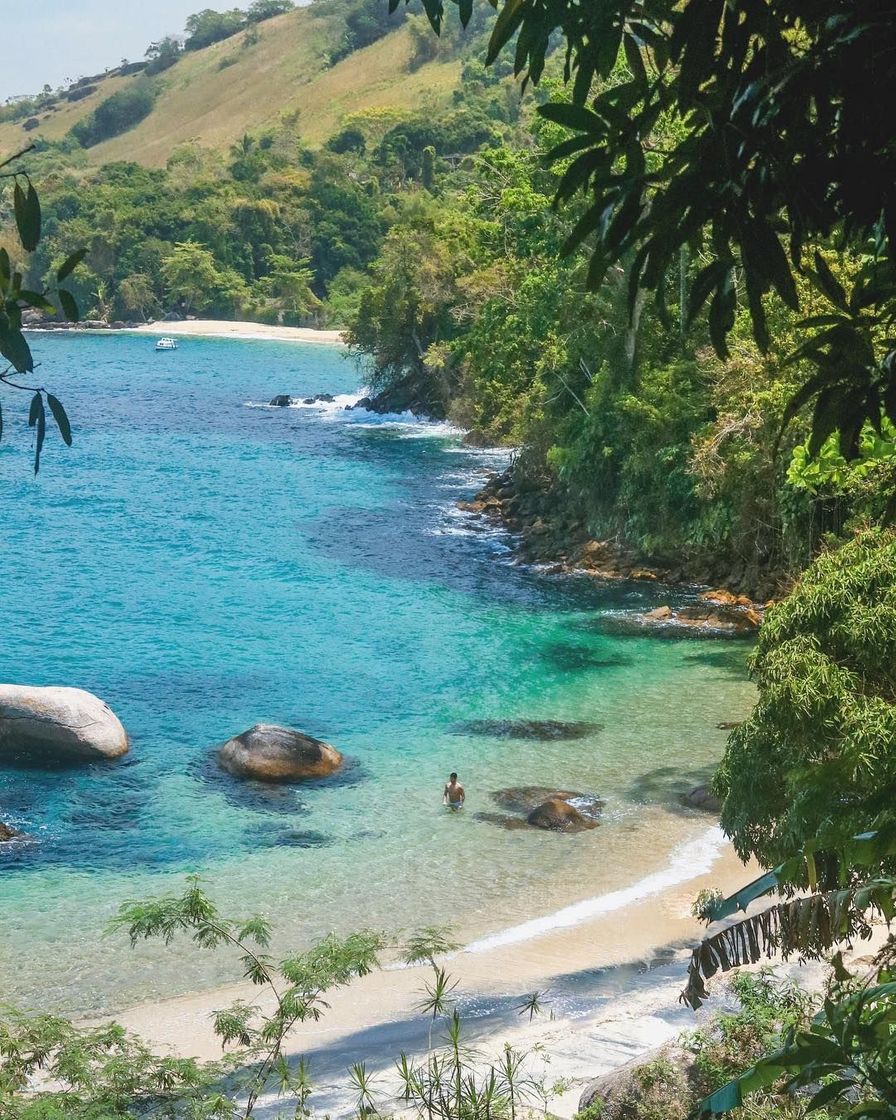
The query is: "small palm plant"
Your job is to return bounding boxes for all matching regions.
[394,952,550,1120]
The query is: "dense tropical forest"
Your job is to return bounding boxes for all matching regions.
[3,0,887,597]
[1,0,895,1117]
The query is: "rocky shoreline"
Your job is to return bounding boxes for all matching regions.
[459,468,773,633]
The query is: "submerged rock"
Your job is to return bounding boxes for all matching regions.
[472,811,531,831]
[0,685,129,762]
[492,786,590,814]
[302,393,335,405]
[0,822,24,842]
[269,394,293,407]
[486,787,604,833]
[453,719,603,741]
[217,723,342,783]
[680,784,722,813]
[543,643,631,671]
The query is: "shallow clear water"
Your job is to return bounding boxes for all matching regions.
[0,333,755,1015]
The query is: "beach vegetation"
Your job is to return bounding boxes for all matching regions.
[715,528,896,868]
[0,879,554,1120]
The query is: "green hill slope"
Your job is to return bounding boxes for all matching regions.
[0,5,462,167]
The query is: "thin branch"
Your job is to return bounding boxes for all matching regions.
[0,144,37,175]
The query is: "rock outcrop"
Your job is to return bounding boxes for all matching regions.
[270,394,293,407]
[0,685,129,761]
[459,467,784,603]
[0,822,23,842]
[217,723,342,782]
[602,601,762,637]
[578,1045,697,1120]
[347,373,444,419]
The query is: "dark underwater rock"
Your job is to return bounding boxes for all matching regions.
[483,787,604,834]
[453,719,603,741]
[680,784,722,813]
[542,643,632,671]
[0,821,24,842]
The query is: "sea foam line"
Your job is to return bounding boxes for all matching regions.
[462,826,728,955]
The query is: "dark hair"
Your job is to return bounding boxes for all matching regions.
[450,772,458,781]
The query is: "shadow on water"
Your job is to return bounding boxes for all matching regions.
[680,647,753,675]
[541,642,633,672]
[194,754,367,815]
[451,719,604,741]
[625,764,719,810]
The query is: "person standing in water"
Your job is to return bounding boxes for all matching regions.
[443,772,465,809]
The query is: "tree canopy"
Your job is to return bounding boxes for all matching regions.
[401,0,896,466]
[716,527,896,867]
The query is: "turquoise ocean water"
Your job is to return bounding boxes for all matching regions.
[0,333,755,1015]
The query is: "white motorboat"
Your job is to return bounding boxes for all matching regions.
[155,337,178,351]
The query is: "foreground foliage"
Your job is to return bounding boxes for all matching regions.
[404,0,896,468]
[716,528,896,867]
[0,149,82,471]
[0,879,553,1119]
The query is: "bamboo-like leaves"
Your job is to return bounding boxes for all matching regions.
[46,394,73,447]
[13,178,41,252]
[56,248,88,284]
[681,880,896,1010]
[30,391,46,475]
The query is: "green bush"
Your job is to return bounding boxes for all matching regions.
[69,81,156,147]
[716,527,896,866]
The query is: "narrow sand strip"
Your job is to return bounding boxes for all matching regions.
[131,320,346,345]
[109,840,759,1117]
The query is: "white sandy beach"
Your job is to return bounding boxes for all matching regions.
[131,320,346,345]
[106,836,765,1118]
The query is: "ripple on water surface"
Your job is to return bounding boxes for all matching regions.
[0,333,755,1014]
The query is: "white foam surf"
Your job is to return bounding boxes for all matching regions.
[462,826,728,954]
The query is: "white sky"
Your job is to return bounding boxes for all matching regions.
[3,1,236,101]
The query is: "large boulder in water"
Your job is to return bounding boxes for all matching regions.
[527,797,598,832]
[270,394,293,407]
[218,723,342,782]
[0,685,129,761]
[1,821,24,842]
[485,787,604,833]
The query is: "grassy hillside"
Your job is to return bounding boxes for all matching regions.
[0,5,462,166]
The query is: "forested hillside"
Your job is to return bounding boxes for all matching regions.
[0,0,891,597]
[0,0,465,163]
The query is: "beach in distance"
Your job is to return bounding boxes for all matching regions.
[131,320,346,345]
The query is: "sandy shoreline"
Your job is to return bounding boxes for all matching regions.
[106,835,759,1117]
[131,320,346,345]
